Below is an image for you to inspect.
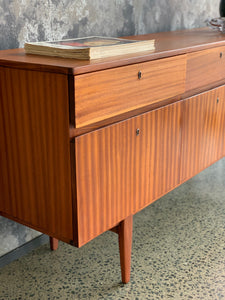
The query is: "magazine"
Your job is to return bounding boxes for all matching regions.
[24,36,155,60]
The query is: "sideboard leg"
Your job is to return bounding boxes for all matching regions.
[49,237,58,251]
[118,215,133,284]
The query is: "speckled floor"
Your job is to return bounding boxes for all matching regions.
[1,158,225,300]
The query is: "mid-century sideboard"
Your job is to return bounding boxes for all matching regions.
[0,27,225,283]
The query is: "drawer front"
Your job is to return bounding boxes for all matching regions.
[186,46,225,91]
[74,55,186,128]
[75,101,182,246]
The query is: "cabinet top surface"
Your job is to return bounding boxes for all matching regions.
[1,27,225,75]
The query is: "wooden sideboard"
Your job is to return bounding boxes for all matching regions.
[0,28,225,283]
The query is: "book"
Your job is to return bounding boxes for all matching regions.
[24,36,155,60]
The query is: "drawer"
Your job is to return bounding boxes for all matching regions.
[186,46,225,91]
[74,55,186,128]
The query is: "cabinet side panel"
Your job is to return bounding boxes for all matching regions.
[75,101,182,246]
[0,67,73,242]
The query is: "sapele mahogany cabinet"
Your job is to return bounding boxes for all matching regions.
[0,28,225,283]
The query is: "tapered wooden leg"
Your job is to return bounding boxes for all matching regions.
[49,237,58,251]
[118,215,133,284]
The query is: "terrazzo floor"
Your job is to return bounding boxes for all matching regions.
[1,158,225,300]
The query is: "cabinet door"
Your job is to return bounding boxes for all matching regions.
[180,86,225,182]
[220,91,225,157]
[75,101,182,246]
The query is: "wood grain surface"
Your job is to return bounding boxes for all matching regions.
[186,46,225,91]
[218,88,225,157]
[75,101,182,246]
[0,67,73,243]
[221,89,225,156]
[74,55,186,127]
[180,86,225,183]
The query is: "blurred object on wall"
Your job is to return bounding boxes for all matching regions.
[208,17,225,33]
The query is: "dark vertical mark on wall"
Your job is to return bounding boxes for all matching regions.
[64,23,80,39]
[118,2,135,36]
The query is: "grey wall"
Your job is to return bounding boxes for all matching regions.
[0,0,220,50]
[0,0,221,256]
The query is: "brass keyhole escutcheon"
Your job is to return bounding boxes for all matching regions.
[138,71,142,79]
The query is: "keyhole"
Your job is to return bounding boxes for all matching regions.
[136,128,140,136]
[217,97,219,103]
[138,71,142,79]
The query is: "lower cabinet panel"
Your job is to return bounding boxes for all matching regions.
[180,86,225,182]
[75,101,182,246]
[221,92,225,156]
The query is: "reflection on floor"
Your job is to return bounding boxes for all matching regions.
[1,158,225,300]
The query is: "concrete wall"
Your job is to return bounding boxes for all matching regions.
[0,0,220,256]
